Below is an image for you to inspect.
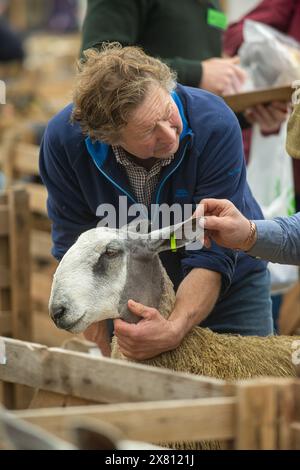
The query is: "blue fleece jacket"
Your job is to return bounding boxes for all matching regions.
[39,84,266,293]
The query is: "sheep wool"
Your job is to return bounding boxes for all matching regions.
[112,264,298,379]
[111,262,299,450]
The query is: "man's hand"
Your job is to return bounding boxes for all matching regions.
[201,56,247,95]
[244,101,289,133]
[197,198,256,251]
[113,299,181,360]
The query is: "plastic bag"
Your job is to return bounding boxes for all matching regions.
[247,121,298,294]
[239,20,300,91]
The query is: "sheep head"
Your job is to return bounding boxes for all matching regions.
[49,217,203,333]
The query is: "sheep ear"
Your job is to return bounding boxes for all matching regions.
[147,216,204,253]
[120,218,150,235]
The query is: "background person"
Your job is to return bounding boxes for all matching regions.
[81,0,287,135]
[199,198,300,265]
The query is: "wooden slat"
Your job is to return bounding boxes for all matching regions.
[290,422,300,449]
[0,290,10,313]
[9,189,32,341]
[0,383,15,409]
[31,231,53,260]
[26,184,47,215]
[14,143,40,175]
[0,194,8,205]
[0,267,10,288]
[31,272,53,309]
[0,207,9,236]
[235,378,296,450]
[278,380,298,449]
[0,216,9,294]
[279,282,300,335]
[236,379,277,450]
[29,390,96,409]
[0,231,11,319]
[15,397,236,443]
[33,311,72,347]
[31,215,51,232]
[0,311,11,335]
[0,337,230,403]
[37,81,74,100]
[2,133,14,187]
[294,381,300,421]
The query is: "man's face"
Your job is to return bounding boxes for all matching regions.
[118,86,183,159]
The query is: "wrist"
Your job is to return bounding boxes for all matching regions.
[168,311,192,345]
[239,220,257,252]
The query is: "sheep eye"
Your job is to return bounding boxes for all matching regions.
[104,248,120,257]
[93,247,121,274]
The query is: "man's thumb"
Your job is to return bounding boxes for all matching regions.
[128,300,159,321]
[204,215,222,231]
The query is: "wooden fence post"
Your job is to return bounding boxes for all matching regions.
[235,378,296,450]
[0,188,32,408]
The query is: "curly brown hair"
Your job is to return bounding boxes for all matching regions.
[71,43,177,143]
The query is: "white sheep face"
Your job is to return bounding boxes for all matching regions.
[49,217,203,334]
[49,228,128,333]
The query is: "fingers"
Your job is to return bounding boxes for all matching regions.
[244,109,255,125]
[224,58,247,92]
[270,101,289,112]
[117,339,154,360]
[232,64,247,85]
[222,65,247,95]
[201,57,246,95]
[114,300,158,337]
[113,318,136,337]
[258,103,287,122]
[198,198,234,216]
[116,337,139,359]
[247,106,275,130]
[203,233,212,249]
[253,105,275,127]
[246,102,288,132]
[267,102,288,121]
[230,56,240,65]
[127,299,157,320]
[203,215,223,231]
[230,72,244,94]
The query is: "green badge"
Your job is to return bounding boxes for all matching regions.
[170,233,177,253]
[207,8,227,30]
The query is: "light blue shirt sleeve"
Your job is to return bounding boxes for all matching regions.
[247,212,300,265]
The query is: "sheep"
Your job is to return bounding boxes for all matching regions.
[49,217,299,449]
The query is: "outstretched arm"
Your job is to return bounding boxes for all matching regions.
[199,198,300,265]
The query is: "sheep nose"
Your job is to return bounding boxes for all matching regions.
[51,306,66,323]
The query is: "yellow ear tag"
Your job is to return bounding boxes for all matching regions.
[170,233,177,252]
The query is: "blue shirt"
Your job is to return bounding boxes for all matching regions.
[39,84,267,293]
[249,213,300,265]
